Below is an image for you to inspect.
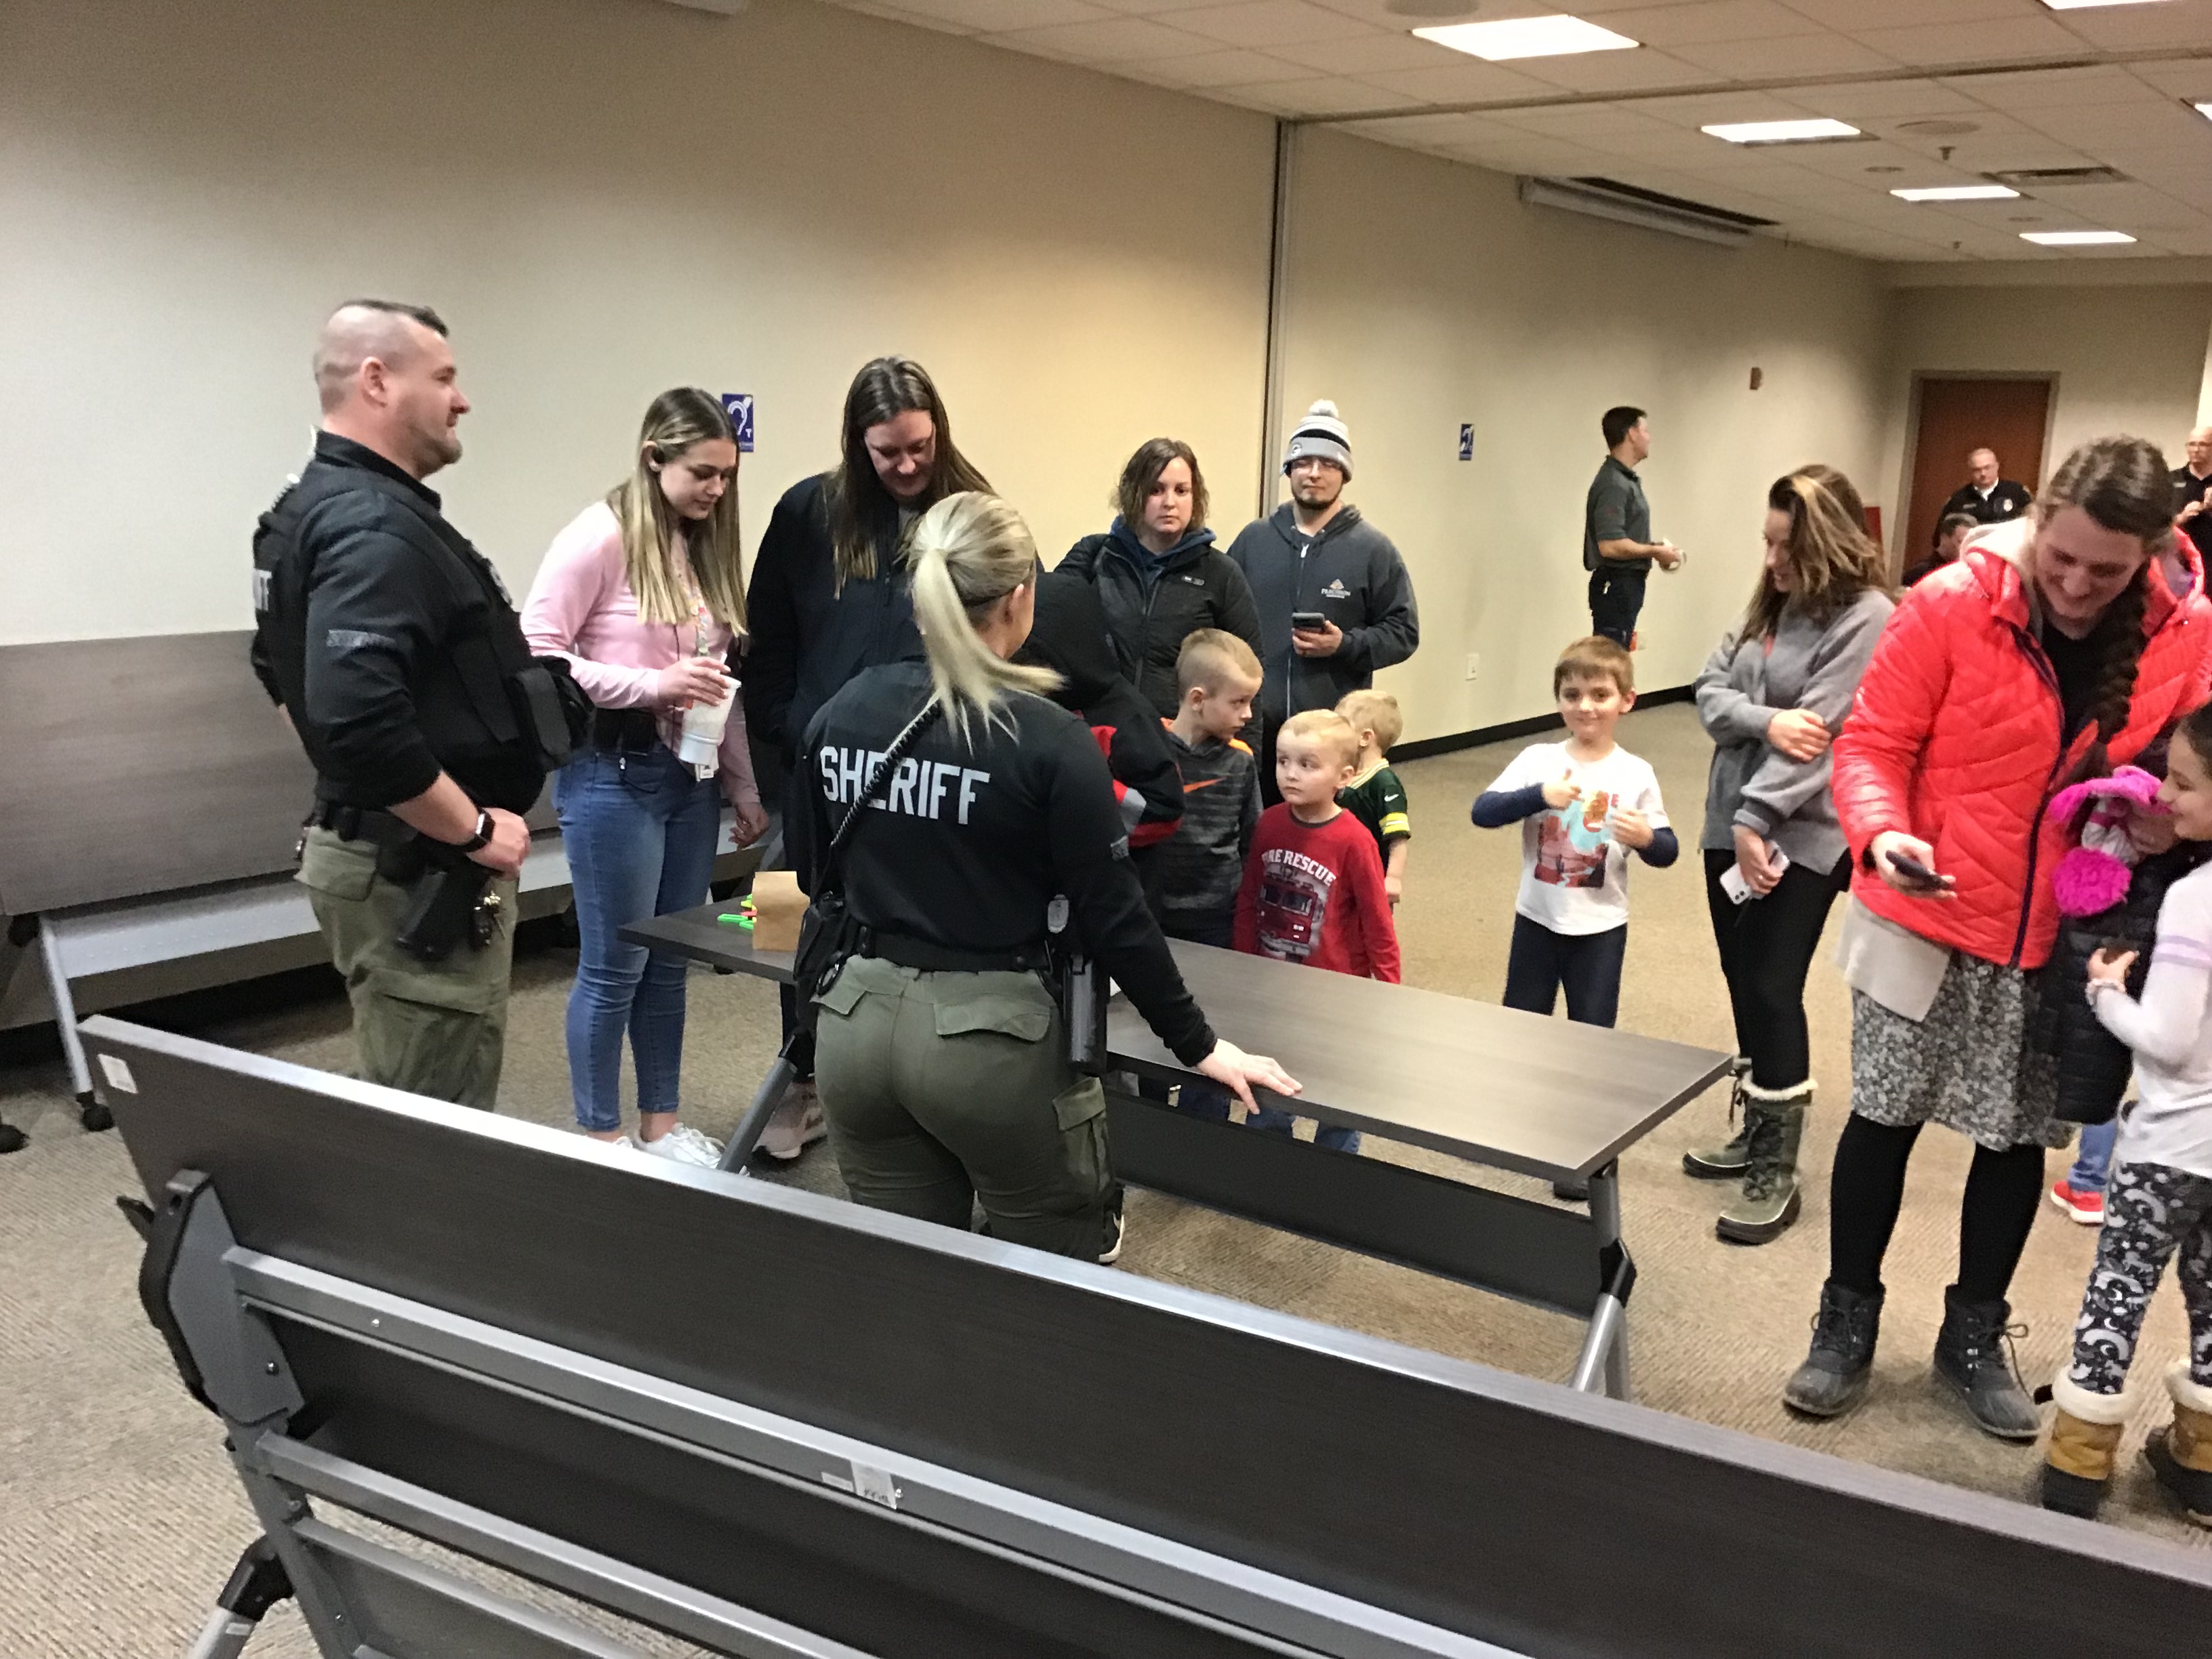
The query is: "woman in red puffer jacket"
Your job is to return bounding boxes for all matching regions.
[1785,436,2212,1441]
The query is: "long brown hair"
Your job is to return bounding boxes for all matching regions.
[825,356,991,588]
[607,388,745,631]
[2038,436,2177,766]
[1738,464,1890,644]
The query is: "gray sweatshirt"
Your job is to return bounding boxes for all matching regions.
[1224,504,1420,725]
[1695,587,1894,876]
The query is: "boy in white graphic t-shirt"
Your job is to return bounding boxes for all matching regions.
[1472,636,1678,1029]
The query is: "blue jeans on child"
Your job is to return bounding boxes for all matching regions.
[1165,914,1359,1153]
[2069,1118,2118,1195]
[556,743,723,1133]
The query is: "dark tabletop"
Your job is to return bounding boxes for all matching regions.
[629,905,1729,1181]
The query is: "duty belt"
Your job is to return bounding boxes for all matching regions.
[307,803,415,848]
[863,932,1053,975]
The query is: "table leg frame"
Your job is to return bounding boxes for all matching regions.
[1566,1161,1635,1401]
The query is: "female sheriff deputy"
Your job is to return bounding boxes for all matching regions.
[790,492,1300,1263]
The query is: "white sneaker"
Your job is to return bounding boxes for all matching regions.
[586,1134,640,1157]
[758,1083,828,1162]
[1097,1206,1126,1266]
[638,1122,724,1168]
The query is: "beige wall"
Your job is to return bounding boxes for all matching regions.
[0,0,1275,645]
[1274,129,1893,743]
[1876,282,2212,537]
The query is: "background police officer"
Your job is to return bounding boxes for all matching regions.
[792,491,1298,1263]
[1937,445,2034,527]
[252,300,561,1109]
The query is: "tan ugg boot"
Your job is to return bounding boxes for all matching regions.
[2040,1371,2134,1519]
[2146,1364,2212,1528]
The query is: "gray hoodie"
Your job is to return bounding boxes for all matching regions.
[1224,503,1420,724]
[1695,587,1894,876]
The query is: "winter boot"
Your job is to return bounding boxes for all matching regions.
[2041,1371,2135,1519]
[1784,1279,1883,1418]
[1933,1286,2039,1441]
[2146,1364,2212,1528]
[1682,1057,1754,1179]
[1715,1082,1809,1245]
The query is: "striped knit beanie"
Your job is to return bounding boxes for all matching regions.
[1283,399,1351,479]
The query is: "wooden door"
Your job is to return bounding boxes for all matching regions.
[1902,377,2051,570]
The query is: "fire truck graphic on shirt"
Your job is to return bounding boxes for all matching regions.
[1253,846,1335,961]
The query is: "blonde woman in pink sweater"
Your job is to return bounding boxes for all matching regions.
[523,389,767,1164]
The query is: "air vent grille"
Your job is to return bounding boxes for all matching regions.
[1986,166,2132,187]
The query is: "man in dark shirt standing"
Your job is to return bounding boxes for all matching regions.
[2174,424,2212,565]
[1584,406,1681,649]
[1937,446,2034,527]
[251,301,557,1109]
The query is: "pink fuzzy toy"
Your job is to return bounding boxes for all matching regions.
[2045,765,2164,916]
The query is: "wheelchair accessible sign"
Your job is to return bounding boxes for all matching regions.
[720,392,756,453]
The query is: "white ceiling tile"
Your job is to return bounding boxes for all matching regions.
[1959,64,2166,111]
[1590,0,1824,46]
[1778,0,2023,30]
[1798,79,1992,120]
[1126,46,1318,85]
[1353,60,1558,104]
[1169,0,1382,47]
[1638,89,1821,127]
[2045,0,2212,53]
[994,14,1223,58]
[1263,33,1465,73]
[890,0,1110,29]
[1487,104,1678,137]
[2131,64,2212,102]
[1848,16,2081,66]
[1670,32,1902,79]
[1504,46,1708,94]
[1244,74,1422,113]
[1086,0,1265,10]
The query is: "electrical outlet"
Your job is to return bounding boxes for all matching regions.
[1465,653,1481,681]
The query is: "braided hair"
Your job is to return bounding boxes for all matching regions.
[2039,435,2177,775]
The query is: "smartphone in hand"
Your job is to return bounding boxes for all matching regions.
[1290,611,1328,630]
[1887,850,1953,890]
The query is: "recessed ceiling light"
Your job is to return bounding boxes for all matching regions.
[1702,119,1862,145]
[1413,16,1639,61]
[1891,184,2021,201]
[2020,229,2137,245]
[2040,1,2173,10]
[2196,102,2212,125]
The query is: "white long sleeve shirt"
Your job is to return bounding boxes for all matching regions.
[2090,860,2212,1182]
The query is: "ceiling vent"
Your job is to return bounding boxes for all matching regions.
[1986,166,2132,188]
[1519,176,1776,247]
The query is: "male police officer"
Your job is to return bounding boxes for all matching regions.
[253,300,576,1109]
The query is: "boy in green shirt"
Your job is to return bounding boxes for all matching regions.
[1335,689,1410,905]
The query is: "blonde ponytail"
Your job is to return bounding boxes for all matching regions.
[906,493,1059,743]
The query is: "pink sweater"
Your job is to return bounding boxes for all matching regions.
[521,501,759,808]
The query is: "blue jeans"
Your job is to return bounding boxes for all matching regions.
[556,744,723,1132]
[2069,1118,2118,1195]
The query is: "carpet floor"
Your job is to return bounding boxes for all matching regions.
[3,700,2205,1656]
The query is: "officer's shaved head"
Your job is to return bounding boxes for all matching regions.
[313,299,467,480]
[314,300,448,413]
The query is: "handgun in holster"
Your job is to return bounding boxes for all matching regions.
[380,838,497,962]
[1046,895,1109,1076]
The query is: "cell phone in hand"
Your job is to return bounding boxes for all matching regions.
[1290,611,1328,630]
[1719,865,1756,905]
[1887,850,1952,889]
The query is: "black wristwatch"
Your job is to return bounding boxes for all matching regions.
[457,809,493,854]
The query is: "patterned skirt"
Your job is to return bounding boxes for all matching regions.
[1850,954,2071,1152]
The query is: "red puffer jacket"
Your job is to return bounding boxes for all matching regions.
[1833,535,2212,970]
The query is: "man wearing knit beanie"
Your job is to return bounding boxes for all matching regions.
[1226,399,1420,805]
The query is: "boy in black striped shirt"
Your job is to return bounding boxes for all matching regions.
[1153,630,1264,948]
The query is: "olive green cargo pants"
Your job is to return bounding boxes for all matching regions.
[813,956,1112,1260]
[297,826,518,1110]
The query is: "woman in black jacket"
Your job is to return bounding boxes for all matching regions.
[1058,440,1263,720]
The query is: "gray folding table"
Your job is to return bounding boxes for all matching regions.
[627,905,1729,1401]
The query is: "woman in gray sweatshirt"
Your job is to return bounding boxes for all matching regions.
[1683,465,1895,1244]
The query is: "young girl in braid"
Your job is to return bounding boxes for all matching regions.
[1786,436,2212,1443]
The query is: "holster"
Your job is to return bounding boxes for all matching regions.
[1061,954,1108,1077]
[390,842,495,962]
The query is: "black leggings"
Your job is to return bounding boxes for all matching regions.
[1828,1115,2047,1302]
[1703,850,1849,1090]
